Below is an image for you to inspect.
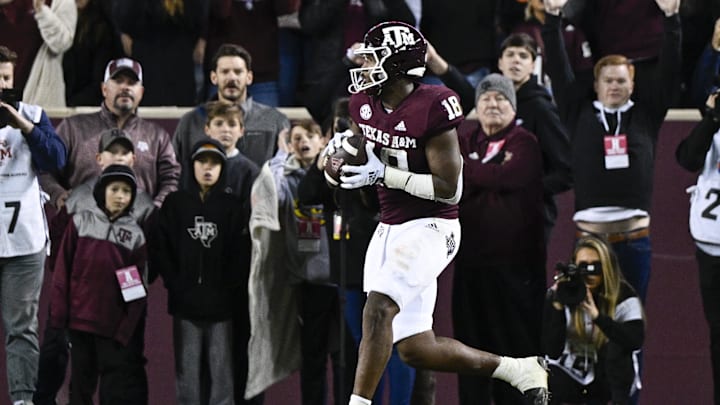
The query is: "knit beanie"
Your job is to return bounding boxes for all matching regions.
[475,73,517,111]
[93,164,138,215]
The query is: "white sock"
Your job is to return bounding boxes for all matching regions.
[349,394,372,405]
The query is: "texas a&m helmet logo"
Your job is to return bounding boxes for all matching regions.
[379,25,420,50]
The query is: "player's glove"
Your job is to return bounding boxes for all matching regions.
[340,142,385,189]
[322,129,354,157]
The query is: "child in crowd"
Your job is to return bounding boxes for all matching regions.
[255,120,341,403]
[37,129,157,404]
[152,139,250,405]
[49,164,150,404]
[202,100,260,403]
[203,100,259,211]
[49,128,155,266]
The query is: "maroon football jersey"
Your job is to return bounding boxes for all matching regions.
[349,83,464,224]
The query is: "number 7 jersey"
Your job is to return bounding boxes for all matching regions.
[0,105,47,257]
[349,83,464,224]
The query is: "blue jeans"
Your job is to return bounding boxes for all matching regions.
[611,235,651,405]
[278,28,305,107]
[611,236,652,303]
[0,249,45,402]
[345,290,415,404]
[248,81,280,108]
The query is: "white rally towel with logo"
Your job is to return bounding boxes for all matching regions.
[0,103,47,257]
[689,129,720,246]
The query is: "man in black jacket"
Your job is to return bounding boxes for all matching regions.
[541,0,681,303]
[426,33,573,241]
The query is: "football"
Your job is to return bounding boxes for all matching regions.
[323,134,368,187]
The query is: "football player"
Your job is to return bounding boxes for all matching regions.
[336,21,550,405]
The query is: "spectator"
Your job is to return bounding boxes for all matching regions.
[276,120,342,404]
[0,0,75,101]
[543,236,644,405]
[173,44,289,168]
[21,0,77,107]
[39,57,180,210]
[202,100,258,211]
[426,34,572,241]
[49,164,150,404]
[454,74,546,405]
[153,139,250,405]
[202,0,300,107]
[570,0,669,99]
[690,18,720,109]
[63,0,121,106]
[114,0,208,106]
[542,0,681,302]
[676,91,720,405]
[335,21,548,405]
[34,130,155,405]
[0,45,67,405]
[45,128,156,273]
[201,100,261,404]
[512,0,593,89]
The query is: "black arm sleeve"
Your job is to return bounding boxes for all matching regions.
[437,64,476,114]
[676,114,720,172]
[593,316,644,351]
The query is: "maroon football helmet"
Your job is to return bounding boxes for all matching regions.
[348,21,427,95]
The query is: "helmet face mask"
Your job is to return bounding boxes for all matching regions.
[348,46,390,95]
[348,21,427,95]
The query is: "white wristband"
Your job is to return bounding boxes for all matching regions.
[383,166,435,201]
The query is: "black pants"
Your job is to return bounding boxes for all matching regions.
[452,262,546,405]
[68,321,148,405]
[298,282,356,405]
[696,248,720,405]
[34,324,70,405]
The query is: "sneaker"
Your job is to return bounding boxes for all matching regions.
[518,357,549,405]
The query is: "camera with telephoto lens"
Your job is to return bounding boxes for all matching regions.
[553,261,601,306]
[0,88,19,128]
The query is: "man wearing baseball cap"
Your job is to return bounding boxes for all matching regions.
[452,73,547,405]
[103,58,144,83]
[39,57,179,210]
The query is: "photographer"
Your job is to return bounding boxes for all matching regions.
[0,45,67,405]
[543,236,645,405]
[676,90,720,403]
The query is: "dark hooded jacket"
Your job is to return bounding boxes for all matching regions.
[152,139,250,321]
[515,77,572,196]
[49,169,147,346]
